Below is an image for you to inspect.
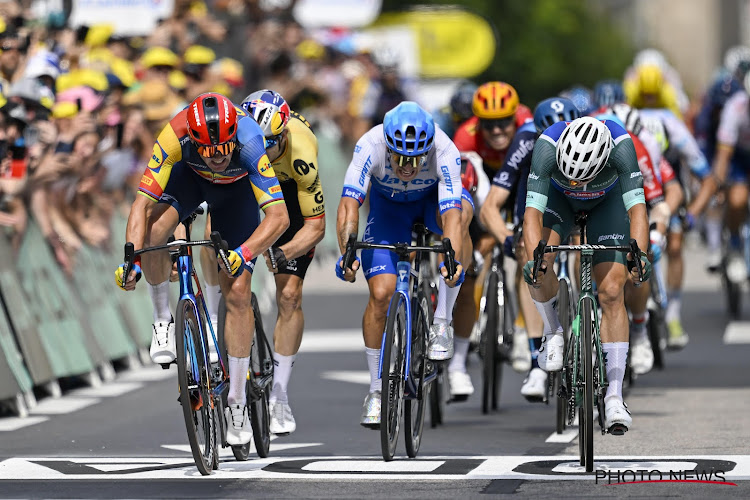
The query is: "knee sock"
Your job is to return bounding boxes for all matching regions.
[270,353,295,404]
[666,290,681,323]
[603,342,628,402]
[448,337,470,373]
[434,279,462,324]
[533,296,562,337]
[366,347,382,393]
[203,284,221,327]
[228,355,250,406]
[148,281,171,323]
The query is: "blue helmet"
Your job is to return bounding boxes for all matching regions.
[593,80,626,108]
[533,97,580,134]
[560,86,595,115]
[383,101,435,156]
[449,81,477,123]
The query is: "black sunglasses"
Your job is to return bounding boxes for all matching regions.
[480,117,514,131]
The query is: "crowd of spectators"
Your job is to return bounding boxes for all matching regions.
[0,0,414,274]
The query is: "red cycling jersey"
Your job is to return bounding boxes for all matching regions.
[452,104,533,174]
[632,132,664,206]
[659,157,677,185]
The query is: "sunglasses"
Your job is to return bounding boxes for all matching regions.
[390,151,428,168]
[1,43,18,52]
[265,133,282,149]
[194,140,237,158]
[480,117,515,131]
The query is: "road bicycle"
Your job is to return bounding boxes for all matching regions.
[647,256,668,369]
[551,247,576,433]
[531,212,645,472]
[343,225,457,461]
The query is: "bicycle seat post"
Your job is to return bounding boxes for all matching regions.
[575,211,589,244]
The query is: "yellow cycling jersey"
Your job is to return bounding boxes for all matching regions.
[270,111,325,219]
[624,79,683,120]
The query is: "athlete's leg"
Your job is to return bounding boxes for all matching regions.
[200,213,222,329]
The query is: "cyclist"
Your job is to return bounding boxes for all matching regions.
[115,93,290,446]
[639,106,710,348]
[451,81,533,399]
[335,101,466,427]
[560,85,596,116]
[593,80,626,109]
[688,72,750,287]
[625,63,684,119]
[198,89,325,435]
[523,116,650,434]
[433,80,478,139]
[480,96,579,401]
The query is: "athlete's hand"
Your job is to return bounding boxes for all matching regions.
[115,262,141,291]
[627,252,652,283]
[264,247,287,273]
[522,260,547,287]
[336,255,360,282]
[439,260,464,287]
[219,247,246,277]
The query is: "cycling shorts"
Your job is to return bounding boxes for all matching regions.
[361,187,443,279]
[159,162,260,270]
[543,182,631,266]
[728,149,750,184]
[273,179,316,279]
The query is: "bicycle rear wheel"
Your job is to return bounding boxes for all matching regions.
[579,297,595,472]
[175,298,217,475]
[647,304,666,370]
[404,292,430,457]
[381,293,407,461]
[555,279,572,434]
[481,272,501,414]
[429,364,444,428]
[249,292,272,458]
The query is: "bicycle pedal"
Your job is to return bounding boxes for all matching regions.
[160,363,171,370]
[607,424,628,436]
[522,394,546,404]
[360,422,380,430]
[449,394,469,403]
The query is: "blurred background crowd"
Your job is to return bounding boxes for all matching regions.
[0,0,744,275]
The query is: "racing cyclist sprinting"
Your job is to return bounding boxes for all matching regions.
[523,116,651,433]
[336,101,467,427]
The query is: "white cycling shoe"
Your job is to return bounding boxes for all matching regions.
[537,331,564,372]
[225,403,252,446]
[605,398,631,435]
[269,400,296,435]
[448,370,474,399]
[520,367,548,402]
[360,391,381,429]
[510,327,531,373]
[427,323,454,361]
[150,319,175,365]
[630,334,654,375]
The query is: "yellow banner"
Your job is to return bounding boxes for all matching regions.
[372,8,496,78]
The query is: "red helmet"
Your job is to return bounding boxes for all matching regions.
[187,93,238,156]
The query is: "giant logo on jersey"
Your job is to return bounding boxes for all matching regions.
[258,155,275,178]
[148,142,168,173]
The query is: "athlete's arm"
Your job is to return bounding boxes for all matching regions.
[688,143,733,217]
[522,129,558,261]
[480,186,514,243]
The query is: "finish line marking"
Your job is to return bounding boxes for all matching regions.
[0,455,748,480]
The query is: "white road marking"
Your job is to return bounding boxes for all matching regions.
[320,370,370,385]
[545,428,578,443]
[117,366,174,382]
[724,322,750,344]
[29,397,99,415]
[2,455,748,480]
[0,417,48,431]
[71,383,144,398]
[299,330,363,353]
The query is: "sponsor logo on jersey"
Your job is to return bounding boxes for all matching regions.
[343,187,365,204]
[544,207,563,222]
[139,174,153,186]
[630,171,642,178]
[506,139,534,169]
[354,145,362,153]
[563,190,606,200]
[598,233,625,242]
[259,156,275,178]
[359,155,372,186]
[440,165,454,193]
[365,264,387,275]
[269,185,281,194]
[529,172,540,180]
[148,143,168,173]
[439,199,462,212]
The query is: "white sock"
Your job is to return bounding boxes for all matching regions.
[631,311,649,342]
[204,284,221,327]
[270,353,296,404]
[603,342,628,402]
[533,296,563,337]
[148,281,171,323]
[365,347,381,393]
[705,217,722,252]
[227,355,250,406]
[666,291,681,323]
[448,336,470,373]
[434,279,461,323]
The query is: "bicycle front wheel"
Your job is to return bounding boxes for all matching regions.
[249,292,272,458]
[381,293,407,461]
[555,279,572,434]
[175,298,218,475]
[481,272,500,414]
[404,292,430,458]
[579,297,595,472]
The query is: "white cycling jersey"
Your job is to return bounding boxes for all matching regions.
[342,124,463,214]
[717,90,750,153]
[639,108,710,179]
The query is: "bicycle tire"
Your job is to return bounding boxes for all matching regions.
[555,280,571,434]
[381,292,407,461]
[404,292,430,457]
[175,298,217,475]
[647,305,666,370]
[723,271,742,319]
[249,292,272,458]
[481,271,500,414]
[580,297,595,472]
[429,364,444,428]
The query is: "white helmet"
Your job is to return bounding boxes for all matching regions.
[556,117,613,183]
[724,45,750,76]
[609,103,642,135]
[634,48,667,70]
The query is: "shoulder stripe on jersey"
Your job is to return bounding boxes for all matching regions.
[613,134,631,146]
[539,134,557,147]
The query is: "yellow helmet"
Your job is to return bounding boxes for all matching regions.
[472,82,519,119]
[638,64,663,95]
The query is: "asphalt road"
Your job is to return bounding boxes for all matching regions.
[1,240,749,499]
